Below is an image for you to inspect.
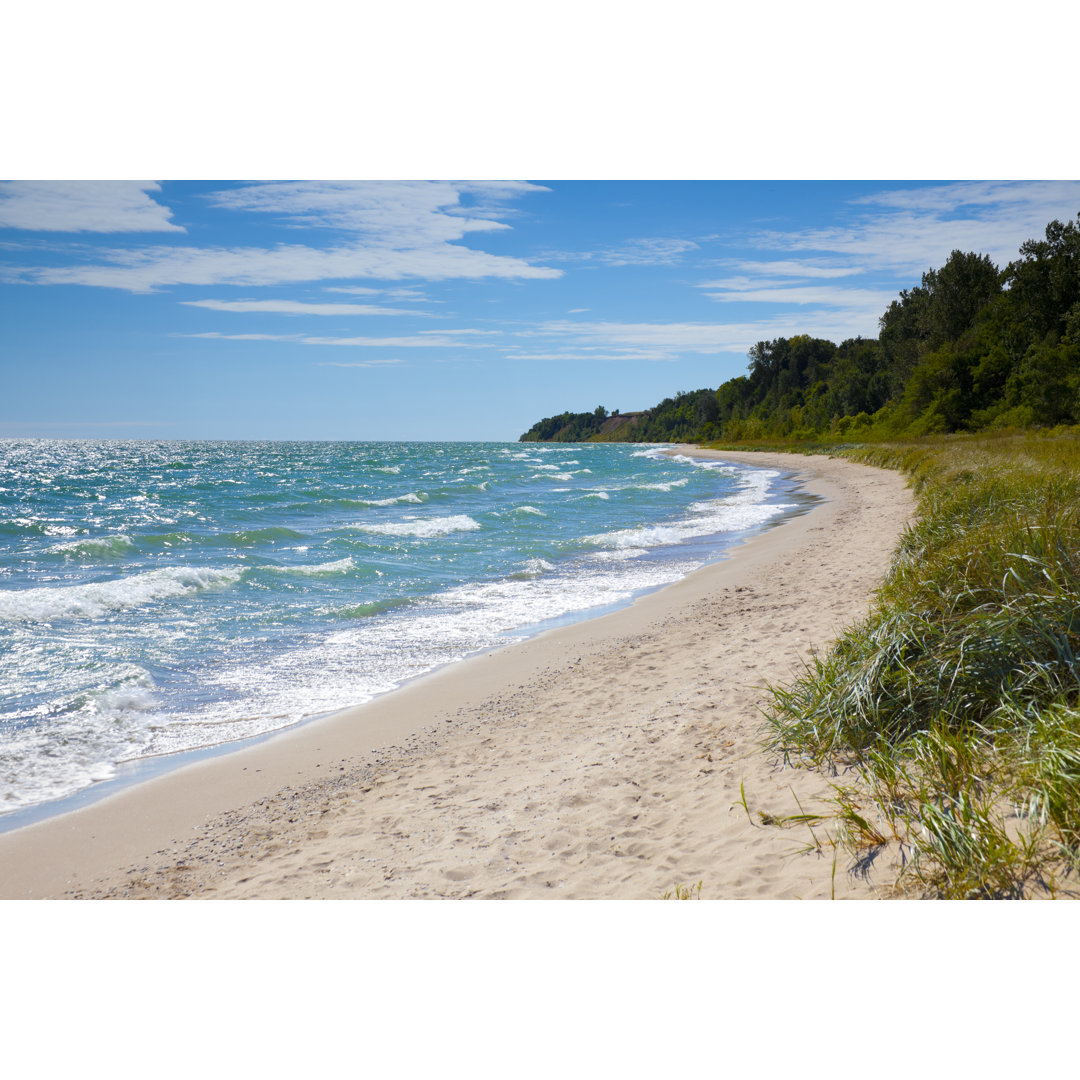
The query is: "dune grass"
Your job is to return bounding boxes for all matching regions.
[746,429,1080,898]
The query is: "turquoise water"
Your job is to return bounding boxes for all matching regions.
[0,440,803,816]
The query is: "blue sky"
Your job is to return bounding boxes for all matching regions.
[4,179,1080,441]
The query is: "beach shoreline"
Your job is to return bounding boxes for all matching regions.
[0,447,914,899]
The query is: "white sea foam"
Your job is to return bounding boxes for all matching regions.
[46,534,135,557]
[364,492,427,507]
[589,469,791,549]
[635,478,690,492]
[268,557,356,576]
[512,505,546,516]
[513,557,555,578]
[0,672,162,810]
[0,565,243,623]
[354,514,482,538]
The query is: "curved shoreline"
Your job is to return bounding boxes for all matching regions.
[0,448,914,899]
[0,451,814,836]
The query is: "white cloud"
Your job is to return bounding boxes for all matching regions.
[599,237,699,266]
[701,285,896,309]
[852,180,1080,215]
[752,180,1080,274]
[0,181,182,233]
[181,298,419,316]
[5,238,561,291]
[183,329,497,348]
[705,260,865,281]
[325,285,432,300]
[302,334,497,348]
[542,236,699,267]
[416,327,501,336]
[205,180,548,244]
[317,359,405,368]
[505,349,675,362]
[4,180,560,291]
[182,332,302,341]
[518,310,892,361]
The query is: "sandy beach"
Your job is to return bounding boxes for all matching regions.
[0,448,914,900]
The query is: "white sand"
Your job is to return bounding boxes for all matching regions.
[0,448,914,899]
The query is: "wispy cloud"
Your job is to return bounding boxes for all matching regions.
[702,259,865,281]
[4,239,561,292]
[416,327,501,336]
[513,310,896,362]
[0,181,182,233]
[316,359,405,368]
[182,332,301,341]
[180,298,420,316]
[3,180,560,291]
[303,333,499,348]
[544,236,699,267]
[183,330,498,348]
[599,237,699,266]
[207,180,549,242]
[751,180,1080,274]
[699,283,896,311]
[324,285,433,300]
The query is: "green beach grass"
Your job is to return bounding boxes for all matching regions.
[710,429,1080,898]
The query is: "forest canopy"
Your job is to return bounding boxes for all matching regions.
[519,213,1080,443]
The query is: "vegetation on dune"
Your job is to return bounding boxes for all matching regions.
[764,432,1080,898]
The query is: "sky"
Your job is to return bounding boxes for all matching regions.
[3,178,1080,442]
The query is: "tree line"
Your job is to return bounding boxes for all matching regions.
[519,213,1080,443]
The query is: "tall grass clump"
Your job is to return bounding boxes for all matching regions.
[763,429,1080,897]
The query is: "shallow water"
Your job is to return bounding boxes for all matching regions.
[0,440,806,816]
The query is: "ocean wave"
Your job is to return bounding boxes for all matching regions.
[353,514,482,538]
[136,530,195,548]
[0,518,82,539]
[588,497,791,551]
[46,534,136,558]
[634,478,690,492]
[510,558,556,580]
[510,505,546,516]
[138,526,305,548]
[325,597,411,619]
[363,492,428,507]
[267,557,357,576]
[0,565,244,623]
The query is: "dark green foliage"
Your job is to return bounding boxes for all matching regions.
[519,409,610,442]
[519,213,1080,446]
